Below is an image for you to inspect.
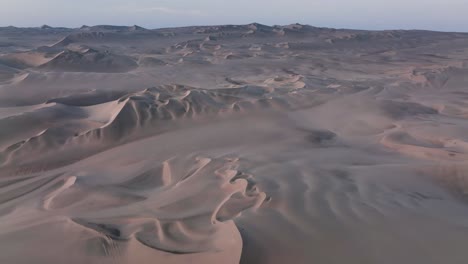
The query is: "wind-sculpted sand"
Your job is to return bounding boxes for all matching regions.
[1,23,468,264]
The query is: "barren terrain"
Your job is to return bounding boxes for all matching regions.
[1,23,468,264]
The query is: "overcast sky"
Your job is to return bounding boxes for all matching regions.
[1,0,468,32]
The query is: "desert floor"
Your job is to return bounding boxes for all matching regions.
[1,23,468,264]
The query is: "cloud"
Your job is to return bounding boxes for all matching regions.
[119,5,203,16]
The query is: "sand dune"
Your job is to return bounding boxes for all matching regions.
[0,63,19,83]
[1,23,468,264]
[39,49,138,72]
[0,84,296,168]
[0,51,54,68]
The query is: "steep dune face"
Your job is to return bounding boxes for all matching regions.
[0,155,263,264]
[54,25,150,43]
[52,32,107,48]
[0,63,19,83]
[67,156,265,254]
[1,24,468,264]
[0,52,54,69]
[39,49,138,72]
[50,26,159,50]
[0,84,296,167]
[90,85,287,140]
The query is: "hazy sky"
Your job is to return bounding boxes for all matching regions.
[1,0,468,32]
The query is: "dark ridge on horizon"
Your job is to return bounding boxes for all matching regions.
[1,22,468,34]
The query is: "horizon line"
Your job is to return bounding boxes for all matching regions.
[1,22,467,34]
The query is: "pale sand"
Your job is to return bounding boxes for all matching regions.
[0,23,468,264]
